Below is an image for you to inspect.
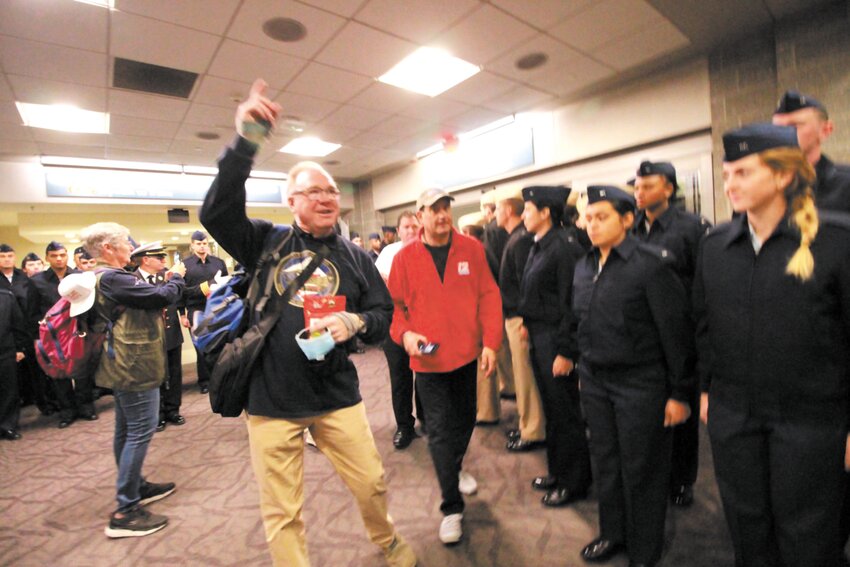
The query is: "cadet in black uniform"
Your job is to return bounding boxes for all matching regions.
[574,186,693,567]
[0,285,28,440]
[633,161,711,507]
[179,230,227,394]
[772,90,850,214]
[695,123,850,567]
[517,185,592,507]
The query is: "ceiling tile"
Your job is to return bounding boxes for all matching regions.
[174,123,232,143]
[592,18,690,71]
[110,114,181,138]
[370,114,431,137]
[315,22,418,78]
[549,0,662,52]
[31,130,108,147]
[0,120,33,142]
[296,0,367,18]
[0,36,106,88]
[304,122,363,144]
[115,0,240,35]
[0,102,24,125]
[111,11,221,73]
[0,138,39,155]
[346,127,407,150]
[166,152,221,166]
[490,0,593,29]
[442,71,519,105]
[109,90,190,122]
[257,151,304,171]
[434,4,538,66]
[193,76,262,108]
[447,106,508,132]
[104,148,168,162]
[286,63,373,103]
[398,97,470,123]
[274,91,340,123]
[355,0,478,43]
[0,79,14,103]
[107,134,172,153]
[207,40,307,90]
[384,132,441,156]
[182,103,236,129]
[227,0,347,59]
[35,143,108,159]
[483,84,554,113]
[8,75,107,110]
[346,82,426,114]
[0,0,107,52]
[168,138,224,156]
[320,105,391,131]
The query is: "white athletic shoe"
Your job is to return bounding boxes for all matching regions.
[439,513,463,545]
[458,471,478,495]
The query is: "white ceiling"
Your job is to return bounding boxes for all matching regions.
[0,0,822,182]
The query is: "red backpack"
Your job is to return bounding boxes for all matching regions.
[35,297,105,379]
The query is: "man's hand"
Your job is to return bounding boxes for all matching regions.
[168,261,186,278]
[180,314,191,329]
[480,346,497,378]
[519,324,529,347]
[15,352,24,362]
[552,355,574,377]
[845,434,850,472]
[700,392,709,425]
[664,398,691,427]
[310,312,364,344]
[402,331,429,358]
[236,79,282,144]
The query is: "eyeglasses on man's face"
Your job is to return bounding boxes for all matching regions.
[293,186,341,201]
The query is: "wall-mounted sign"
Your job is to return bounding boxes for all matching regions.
[44,167,283,203]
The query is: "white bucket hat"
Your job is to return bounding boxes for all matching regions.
[58,271,97,317]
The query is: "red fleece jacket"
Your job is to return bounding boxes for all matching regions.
[388,229,503,373]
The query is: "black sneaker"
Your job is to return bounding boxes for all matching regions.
[138,481,176,506]
[104,506,167,538]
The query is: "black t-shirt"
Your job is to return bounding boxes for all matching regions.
[424,241,450,281]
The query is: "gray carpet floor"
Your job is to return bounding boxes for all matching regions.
[0,347,734,566]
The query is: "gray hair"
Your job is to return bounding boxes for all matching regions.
[80,222,130,259]
[286,161,336,197]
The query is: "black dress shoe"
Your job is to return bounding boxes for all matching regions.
[156,418,166,433]
[393,429,416,450]
[581,538,625,563]
[1,428,22,440]
[58,417,74,429]
[475,419,499,426]
[506,428,521,440]
[671,483,694,507]
[165,414,185,426]
[541,486,588,507]
[531,475,557,491]
[199,384,209,394]
[78,412,98,421]
[506,438,544,452]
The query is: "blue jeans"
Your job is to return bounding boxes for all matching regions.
[113,388,159,513]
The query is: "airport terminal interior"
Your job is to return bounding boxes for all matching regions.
[1,0,849,565]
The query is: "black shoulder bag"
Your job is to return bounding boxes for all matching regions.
[209,240,331,417]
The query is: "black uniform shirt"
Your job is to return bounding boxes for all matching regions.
[693,211,850,421]
[199,136,393,419]
[182,254,228,311]
[518,228,584,359]
[573,234,693,401]
[29,266,80,320]
[813,154,850,214]
[0,289,28,356]
[0,268,36,338]
[499,224,534,318]
[484,218,509,274]
[633,206,711,294]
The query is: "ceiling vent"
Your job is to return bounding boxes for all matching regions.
[263,18,307,42]
[113,57,198,99]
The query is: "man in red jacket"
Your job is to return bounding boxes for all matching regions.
[388,187,503,546]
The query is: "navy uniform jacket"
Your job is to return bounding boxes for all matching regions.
[181,253,228,312]
[498,224,534,318]
[573,235,694,402]
[199,136,393,419]
[0,289,28,357]
[518,228,584,359]
[29,267,80,320]
[693,211,850,422]
[633,206,711,294]
[814,154,850,214]
[134,269,183,351]
[0,268,36,338]
[484,218,509,274]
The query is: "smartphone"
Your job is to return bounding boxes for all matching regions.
[418,342,439,355]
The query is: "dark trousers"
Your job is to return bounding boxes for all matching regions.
[580,363,671,565]
[31,354,59,413]
[160,347,182,417]
[0,355,20,430]
[54,372,95,420]
[670,383,699,487]
[17,347,37,407]
[188,308,210,387]
[382,338,425,433]
[709,399,845,567]
[526,321,591,492]
[416,360,477,516]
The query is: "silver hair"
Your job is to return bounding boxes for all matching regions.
[80,222,130,259]
[286,161,336,197]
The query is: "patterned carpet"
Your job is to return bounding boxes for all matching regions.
[0,347,734,566]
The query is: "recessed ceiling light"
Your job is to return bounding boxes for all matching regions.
[279,137,341,157]
[196,131,220,140]
[263,17,307,42]
[516,52,548,71]
[17,102,109,134]
[379,47,480,97]
[323,160,341,166]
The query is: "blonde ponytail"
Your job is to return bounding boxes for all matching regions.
[785,189,818,281]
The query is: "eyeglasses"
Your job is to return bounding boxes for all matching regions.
[293,187,341,201]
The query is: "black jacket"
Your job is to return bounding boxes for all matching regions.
[0,268,36,338]
[693,211,850,422]
[573,235,694,401]
[200,136,393,419]
[814,154,850,214]
[484,218,509,275]
[498,224,534,318]
[29,267,80,321]
[181,254,228,311]
[0,289,28,357]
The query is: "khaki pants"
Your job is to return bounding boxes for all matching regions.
[476,332,512,422]
[247,403,400,567]
[496,332,515,396]
[505,316,546,442]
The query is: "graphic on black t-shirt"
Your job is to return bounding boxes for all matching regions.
[273,250,340,307]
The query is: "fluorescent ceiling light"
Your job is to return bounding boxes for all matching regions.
[416,143,443,160]
[379,47,480,97]
[74,0,115,8]
[181,165,219,176]
[279,137,341,157]
[458,115,514,141]
[17,103,109,134]
[41,156,181,173]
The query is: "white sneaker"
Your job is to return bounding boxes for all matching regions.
[439,513,463,545]
[458,471,478,495]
